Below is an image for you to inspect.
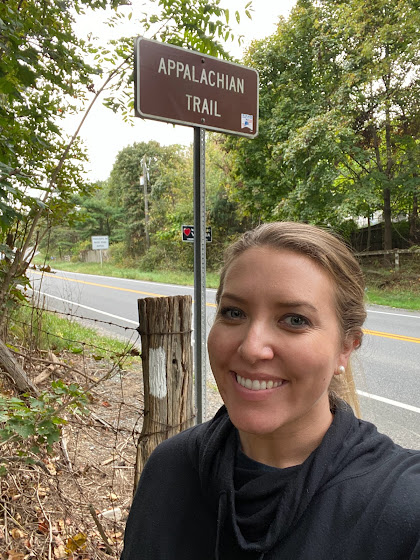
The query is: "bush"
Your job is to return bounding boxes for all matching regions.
[137,241,194,272]
[137,244,169,271]
[0,380,88,471]
[108,242,126,266]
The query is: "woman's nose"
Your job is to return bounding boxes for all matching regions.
[238,322,275,363]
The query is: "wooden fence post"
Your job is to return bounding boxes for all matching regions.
[134,295,194,491]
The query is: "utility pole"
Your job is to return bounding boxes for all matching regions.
[140,156,150,251]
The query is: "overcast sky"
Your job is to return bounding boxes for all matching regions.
[66,0,296,182]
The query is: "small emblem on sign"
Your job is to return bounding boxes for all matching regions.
[182,225,212,242]
[241,113,253,131]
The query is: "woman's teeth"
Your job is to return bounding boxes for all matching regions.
[236,374,283,391]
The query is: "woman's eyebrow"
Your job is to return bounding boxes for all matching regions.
[220,292,318,312]
[219,292,247,304]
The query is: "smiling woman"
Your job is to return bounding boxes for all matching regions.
[121,222,420,560]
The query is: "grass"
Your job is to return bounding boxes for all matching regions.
[34,257,420,311]
[365,288,420,311]
[362,264,420,311]
[34,258,221,289]
[9,304,140,365]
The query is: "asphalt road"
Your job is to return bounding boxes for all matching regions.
[28,269,420,449]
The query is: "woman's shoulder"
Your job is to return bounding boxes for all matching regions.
[330,432,420,519]
[323,408,420,495]
[384,446,420,500]
[347,421,420,480]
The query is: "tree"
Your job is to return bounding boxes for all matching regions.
[0,0,122,322]
[107,141,172,258]
[317,0,420,248]
[38,180,122,259]
[73,181,121,241]
[228,0,420,247]
[0,0,249,325]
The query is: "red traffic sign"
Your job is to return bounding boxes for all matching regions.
[134,37,259,138]
[182,225,212,242]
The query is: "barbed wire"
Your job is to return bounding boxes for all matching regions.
[7,313,141,356]
[21,300,139,333]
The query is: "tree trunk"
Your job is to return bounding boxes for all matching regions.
[409,192,419,245]
[383,187,392,251]
[134,295,194,491]
[383,75,393,254]
[0,339,39,394]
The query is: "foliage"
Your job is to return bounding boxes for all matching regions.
[0,0,124,320]
[0,380,88,467]
[228,0,420,248]
[140,0,251,56]
[103,135,245,270]
[0,0,248,324]
[39,180,123,259]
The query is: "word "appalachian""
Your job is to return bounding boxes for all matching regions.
[157,58,245,94]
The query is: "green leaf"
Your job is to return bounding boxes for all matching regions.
[8,419,35,439]
[16,63,37,87]
[0,77,19,95]
[45,428,61,446]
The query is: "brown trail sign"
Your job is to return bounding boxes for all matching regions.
[134,37,259,138]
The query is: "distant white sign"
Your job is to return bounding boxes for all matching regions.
[91,236,109,250]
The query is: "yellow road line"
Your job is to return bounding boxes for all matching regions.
[33,271,168,298]
[362,329,420,344]
[32,271,419,343]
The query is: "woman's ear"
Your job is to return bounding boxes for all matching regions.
[338,335,360,370]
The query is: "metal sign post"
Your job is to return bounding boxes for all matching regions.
[193,127,207,423]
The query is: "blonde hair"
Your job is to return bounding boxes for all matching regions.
[216,222,366,415]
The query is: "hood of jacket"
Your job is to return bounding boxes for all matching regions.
[189,400,397,558]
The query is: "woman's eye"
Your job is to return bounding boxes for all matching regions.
[283,315,309,328]
[220,307,244,320]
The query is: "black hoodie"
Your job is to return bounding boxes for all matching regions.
[121,402,420,559]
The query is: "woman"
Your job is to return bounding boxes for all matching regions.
[122,222,420,560]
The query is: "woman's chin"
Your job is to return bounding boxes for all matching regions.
[227,407,288,437]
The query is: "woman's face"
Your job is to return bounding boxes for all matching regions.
[207,247,355,438]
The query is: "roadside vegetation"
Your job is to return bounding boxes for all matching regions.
[10,303,139,359]
[1,301,142,558]
[363,264,420,311]
[33,257,222,289]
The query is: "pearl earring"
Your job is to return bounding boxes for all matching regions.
[337,365,345,375]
